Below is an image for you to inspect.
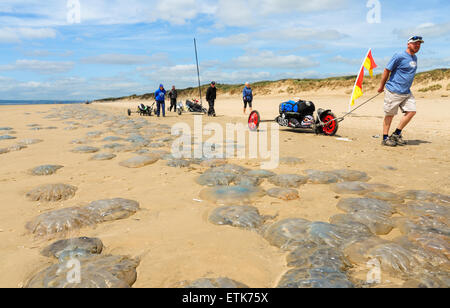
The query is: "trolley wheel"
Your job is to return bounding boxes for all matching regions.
[321,112,339,136]
[127,109,131,116]
[248,110,261,131]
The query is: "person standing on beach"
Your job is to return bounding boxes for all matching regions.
[378,36,424,147]
[168,86,178,113]
[243,82,253,114]
[155,84,166,117]
[206,81,217,117]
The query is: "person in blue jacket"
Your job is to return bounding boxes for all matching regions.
[155,84,166,117]
[243,82,253,114]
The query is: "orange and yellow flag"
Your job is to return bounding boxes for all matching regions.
[363,50,377,77]
[351,67,365,106]
[349,49,377,107]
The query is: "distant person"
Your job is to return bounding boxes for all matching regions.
[168,85,178,113]
[242,82,253,114]
[378,36,423,147]
[206,81,217,117]
[155,84,166,117]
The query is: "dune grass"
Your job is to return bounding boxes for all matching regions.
[418,84,443,92]
[94,68,450,102]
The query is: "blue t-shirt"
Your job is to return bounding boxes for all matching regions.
[385,51,418,95]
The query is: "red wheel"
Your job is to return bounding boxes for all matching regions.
[321,113,338,136]
[248,110,260,131]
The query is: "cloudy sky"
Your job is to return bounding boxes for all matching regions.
[0,0,449,100]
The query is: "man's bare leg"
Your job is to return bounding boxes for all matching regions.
[397,111,416,130]
[383,115,394,135]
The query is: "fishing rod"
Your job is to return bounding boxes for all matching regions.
[194,38,203,106]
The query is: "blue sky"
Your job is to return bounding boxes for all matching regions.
[0,0,449,100]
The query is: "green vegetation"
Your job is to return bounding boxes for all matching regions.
[418,84,443,92]
[415,68,449,83]
[94,68,450,103]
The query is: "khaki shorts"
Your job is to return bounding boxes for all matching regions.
[384,89,416,116]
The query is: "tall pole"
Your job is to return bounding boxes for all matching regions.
[194,38,203,106]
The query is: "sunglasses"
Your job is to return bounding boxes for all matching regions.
[410,36,423,41]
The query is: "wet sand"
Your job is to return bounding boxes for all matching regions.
[0,88,448,288]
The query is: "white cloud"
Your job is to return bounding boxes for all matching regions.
[80,53,166,65]
[258,0,348,14]
[214,0,348,27]
[140,62,273,87]
[215,0,255,27]
[393,22,450,39]
[0,0,214,27]
[418,57,450,70]
[0,74,147,100]
[209,34,250,46]
[22,50,52,57]
[155,0,214,25]
[232,50,319,70]
[257,28,346,41]
[208,28,346,48]
[330,55,361,66]
[0,59,74,74]
[0,27,57,42]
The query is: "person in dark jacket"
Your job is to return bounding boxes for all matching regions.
[242,82,253,114]
[155,84,166,117]
[168,85,178,112]
[206,81,217,116]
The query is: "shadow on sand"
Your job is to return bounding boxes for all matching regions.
[406,139,431,146]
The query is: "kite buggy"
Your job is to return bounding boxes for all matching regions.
[127,103,156,117]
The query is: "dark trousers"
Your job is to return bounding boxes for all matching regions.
[169,99,177,112]
[208,100,215,116]
[156,101,165,117]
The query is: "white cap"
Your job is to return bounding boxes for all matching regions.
[408,36,424,44]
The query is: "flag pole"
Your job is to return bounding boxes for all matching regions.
[348,48,371,113]
[194,38,203,106]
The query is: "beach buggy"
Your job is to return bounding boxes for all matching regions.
[248,99,339,136]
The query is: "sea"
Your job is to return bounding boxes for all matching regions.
[0,100,84,106]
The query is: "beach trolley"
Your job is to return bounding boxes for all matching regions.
[186,99,207,114]
[248,99,339,136]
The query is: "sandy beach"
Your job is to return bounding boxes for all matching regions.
[0,85,449,288]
